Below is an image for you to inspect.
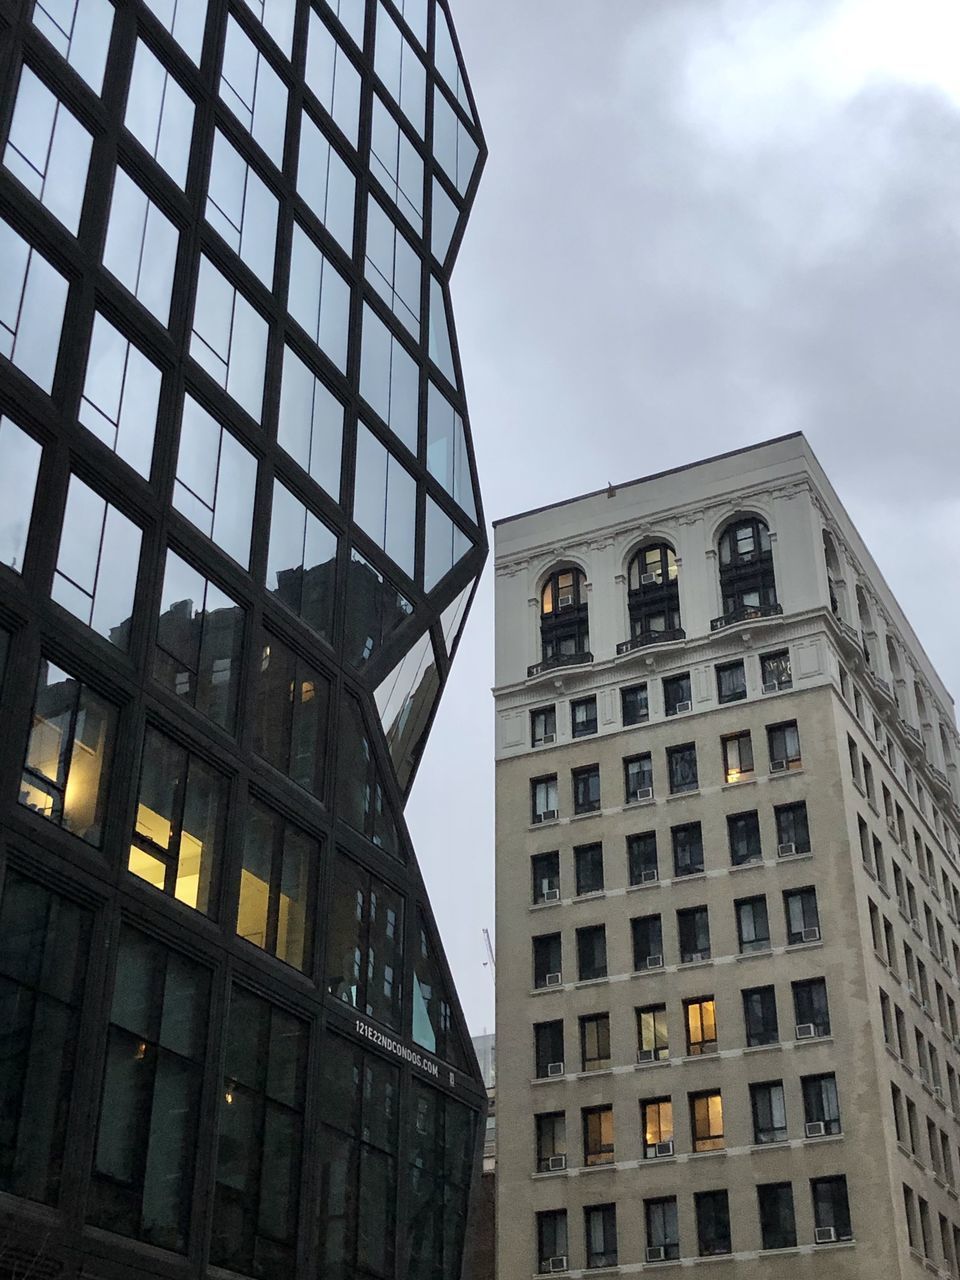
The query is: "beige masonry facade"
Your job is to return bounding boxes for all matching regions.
[493,434,960,1279]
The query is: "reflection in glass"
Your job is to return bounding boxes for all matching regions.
[174,396,257,567]
[220,17,288,167]
[325,853,403,1027]
[431,177,458,263]
[405,1080,475,1277]
[129,727,225,913]
[343,549,413,666]
[20,659,116,847]
[375,628,439,792]
[103,171,178,325]
[360,304,418,450]
[4,65,92,234]
[393,0,427,45]
[288,224,350,373]
[53,476,142,649]
[322,0,365,46]
[142,0,208,64]
[254,633,330,798]
[439,578,476,659]
[156,549,244,733]
[206,130,279,287]
[89,928,210,1251]
[191,255,268,421]
[429,276,456,384]
[80,314,161,477]
[267,481,338,642]
[412,911,465,1067]
[433,92,479,197]
[237,799,316,971]
[0,416,42,572]
[277,345,343,497]
[427,383,476,519]
[125,41,195,189]
[33,0,114,95]
[305,10,361,146]
[0,219,69,392]
[365,197,421,336]
[435,3,473,116]
[240,0,296,56]
[297,112,356,252]
[353,424,416,578]
[424,496,471,592]
[336,696,400,856]
[374,4,425,138]
[371,96,424,233]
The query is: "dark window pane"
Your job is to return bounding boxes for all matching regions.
[574,844,603,895]
[325,853,404,1029]
[255,633,330,798]
[628,832,657,884]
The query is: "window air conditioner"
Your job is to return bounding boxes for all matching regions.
[637,1048,656,1063]
[630,787,654,803]
[795,1023,816,1040]
[646,954,664,969]
[814,1228,837,1245]
[547,1154,567,1172]
[646,1247,666,1263]
[762,680,779,694]
[543,887,560,902]
[547,1061,564,1077]
[770,759,788,772]
[535,809,558,823]
[777,841,797,857]
[801,926,822,943]
[640,572,658,585]
[641,867,659,883]
[545,972,562,987]
[674,700,692,714]
[805,1120,827,1138]
[557,593,574,608]
[654,1140,675,1158]
[934,1085,944,1101]
[548,1256,569,1273]
[540,733,556,745]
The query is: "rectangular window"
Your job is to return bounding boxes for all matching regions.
[239,800,319,975]
[645,1197,679,1262]
[325,855,404,1027]
[761,649,792,691]
[802,1074,841,1135]
[143,0,207,63]
[306,9,361,144]
[531,705,556,747]
[695,1189,731,1256]
[672,822,704,877]
[758,1183,797,1250]
[667,742,698,794]
[685,996,717,1056]
[577,926,607,981]
[129,727,226,915]
[775,801,810,853]
[104,170,179,326]
[641,1098,673,1157]
[628,831,658,885]
[768,720,802,770]
[254,632,331,798]
[728,810,762,865]
[584,1203,617,1269]
[573,765,601,814]
[297,111,356,251]
[33,0,114,94]
[207,129,279,286]
[574,843,603,895]
[632,914,663,969]
[716,660,746,703]
[570,696,597,737]
[210,988,308,1274]
[266,480,338,642]
[90,928,210,1252]
[751,1080,787,1143]
[0,872,91,1205]
[743,986,779,1046]
[722,730,754,783]
[531,775,558,823]
[624,753,653,801]
[365,196,421,335]
[533,934,562,988]
[535,1021,564,1078]
[0,218,69,392]
[370,94,424,233]
[690,1091,724,1153]
[580,1013,610,1072]
[375,3,426,137]
[811,1175,852,1241]
[678,906,710,963]
[0,414,42,571]
[288,223,351,375]
[637,1005,669,1063]
[663,672,691,716]
[192,254,269,419]
[537,1209,567,1273]
[360,305,419,452]
[784,887,820,944]
[20,659,117,847]
[278,344,344,498]
[582,1107,614,1167]
[793,978,831,1038]
[125,40,195,189]
[621,683,648,725]
[532,852,560,903]
[220,16,288,165]
[737,897,770,954]
[80,313,161,477]
[536,1112,566,1172]
[174,396,258,567]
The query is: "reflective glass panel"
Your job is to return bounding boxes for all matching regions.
[4,65,92,234]
[296,112,356,252]
[393,0,426,46]
[288,224,351,373]
[80,314,161,477]
[374,4,425,138]
[365,196,421,335]
[0,416,42,572]
[354,424,416,577]
[174,396,257,568]
[359,304,418,450]
[343,549,413,666]
[277,344,343,497]
[433,92,478,197]
[254,633,330,798]
[412,911,464,1066]
[370,96,423,233]
[439,578,475,658]
[375,628,439,791]
[240,0,296,56]
[32,0,114,95]
[220,17,287,167]
[267,480,338,641]
[325,854,403,1027]
[125,41,195,189]
[336,696,401,856]
[305,11,361,146]
[103,170,178,325]
[427,382,476,519]
[0,218,69,392]
[435,3,472,116]
[238,799,316,970]
[191,256,268,421]
[428,276,456,384]
[424,495,471,591]
[142,0,207,64]
[322,0,365,46]
[431,177,458,262]
[206,130,279,287]
[53,476,141,649]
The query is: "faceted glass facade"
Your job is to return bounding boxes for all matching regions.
[0,0,485,1276]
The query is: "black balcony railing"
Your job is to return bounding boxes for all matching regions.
[710,603,783,632]
[616,628,685,656]
[527,650,594,678]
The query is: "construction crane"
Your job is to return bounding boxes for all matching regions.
[482,927,495,976]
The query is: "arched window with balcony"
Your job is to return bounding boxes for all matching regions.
[822,531,844,619]
[856,586,877,669]
[626,544,683,648]
[886,636,904,713]
[716,517,779,626]
[538,566,590,670]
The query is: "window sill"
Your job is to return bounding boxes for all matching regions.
[722,776,757,790]
[674,869,707,882]
[750,1139,789,1152]
[626,879,660,893]
[577,1066,613,1080]
[580,1161,616,1174]
[743,1041,781,1054]
[769,765,804,780]
[575,976,609,989]
[667,789,700,802]
[737,946,773,961]
[575,889,606,902]
[531,1168,568,1179]
[688,1148,727,1160]
[679,956,713,969]
[784,939,824,953]
[730,857,764,872]
[794,1033,833,1048]
[623,796,656,810]
[529,818,559,831]
[571,809,601,822]
[531,984,566,997]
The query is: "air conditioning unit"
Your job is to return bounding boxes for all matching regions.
[674,700,692,714]
[815,1227,837,1245]
[654,1140,675,1158]
[777,841,797,857]
[558,593,574,608]
[770,759,788,772]
[543,887,560,902]
[641,867,659,883]
[540,733,556,745]
[762,680,780,694]
[637,1048,656,1063]
[805,1120,827,1138]
[630,786,654,803]
[545,972,562,987]
[795,1023,817,1040]
[640,572,658,585]
[535,809,558,824]
[646,1246,667,1263]
[801,926,822,943]
[548,1256,569,1273]
[934,1085,944,1101]
[547,1062,564,1077]
[646,954,664,969]
[547,1154,567,1172]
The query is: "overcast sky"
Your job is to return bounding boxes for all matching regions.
[406,0,960,1038]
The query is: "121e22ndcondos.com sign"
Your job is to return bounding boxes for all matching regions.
[354,1017,457,1087]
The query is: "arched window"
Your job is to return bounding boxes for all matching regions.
[822,531,842,618]
[856,587,876,668]
[717,517,778,622]
[627,544,683,644]
[539,567,589,666]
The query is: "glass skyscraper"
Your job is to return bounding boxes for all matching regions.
[0,1,485,1276]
